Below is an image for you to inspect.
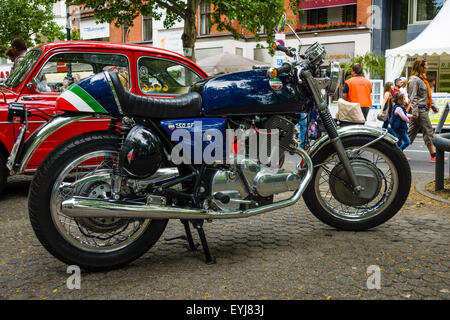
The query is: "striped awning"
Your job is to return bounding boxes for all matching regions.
[299,0,357,10]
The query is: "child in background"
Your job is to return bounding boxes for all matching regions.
[389,92,412,152]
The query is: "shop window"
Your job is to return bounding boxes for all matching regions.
[199,0,211,35]
[343,5,357,23]
[409,0,446,24]
[307,8,328,25]
[392,0,409,30]
[143,16,152,41]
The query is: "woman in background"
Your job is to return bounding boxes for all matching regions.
[407,57,444,162]
[378,81,394,131]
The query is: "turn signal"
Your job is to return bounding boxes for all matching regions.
[267,68,278,79]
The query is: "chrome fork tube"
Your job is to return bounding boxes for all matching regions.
[302,69,361,192]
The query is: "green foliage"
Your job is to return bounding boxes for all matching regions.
[69,0,301,61]
[341,52,386,80]
[71,29,82,41]
[0,0,65,55]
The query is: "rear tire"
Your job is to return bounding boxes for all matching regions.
[28,131,168,271]
[303,136,411,231]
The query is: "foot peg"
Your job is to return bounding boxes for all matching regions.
[213,192,230,204]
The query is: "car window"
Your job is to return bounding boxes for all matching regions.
[35,52,130,93]
[138,57,202,95]
[5,49,41,88]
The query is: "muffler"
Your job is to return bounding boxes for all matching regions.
[61,148,314,220]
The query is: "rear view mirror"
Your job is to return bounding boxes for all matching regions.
[275,13,286,32]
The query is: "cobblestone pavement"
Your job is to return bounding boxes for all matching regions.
[0,173,448,300]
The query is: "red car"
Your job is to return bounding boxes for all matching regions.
[0,41,208,194]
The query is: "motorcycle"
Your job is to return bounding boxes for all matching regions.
[7,15,411,271]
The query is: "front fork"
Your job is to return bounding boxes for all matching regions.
[302,70,363,193]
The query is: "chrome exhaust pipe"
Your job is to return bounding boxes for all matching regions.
[61,148,313,220]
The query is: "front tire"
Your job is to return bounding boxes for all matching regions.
[28,132,168,271]
[303,136,411,231]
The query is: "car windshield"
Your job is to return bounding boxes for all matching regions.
[5,49,42,88]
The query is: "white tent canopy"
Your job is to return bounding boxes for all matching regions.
[385,1,450,82]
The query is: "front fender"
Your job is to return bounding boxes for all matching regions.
[308,125,398,159]
[10,114,109,175]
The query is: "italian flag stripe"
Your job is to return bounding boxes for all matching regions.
[68,84,107,113]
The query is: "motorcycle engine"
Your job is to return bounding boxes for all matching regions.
[209,116,301,211]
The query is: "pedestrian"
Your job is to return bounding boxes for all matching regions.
[342,63,373,120]
[407,57,445,162]
[295,113,308,149]
[5,47,17,76]
[389,92,412,152]
[392,78,402,96]
[399,77,409,101]
[378,81,394,130]
[429,79,436,92]
[10,38,27,74]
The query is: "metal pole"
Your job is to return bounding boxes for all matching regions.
[435,103,449,134]
[66,5,71,41]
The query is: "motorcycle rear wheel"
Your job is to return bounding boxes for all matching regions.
[28,132,168,271]
[303,135,411,231]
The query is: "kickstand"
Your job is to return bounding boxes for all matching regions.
[192,220,216,265]
[164,219,198,251]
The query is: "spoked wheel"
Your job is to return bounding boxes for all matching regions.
[28,132,168,271]
[303,136,411,230]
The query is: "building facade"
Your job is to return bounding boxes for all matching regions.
[100,0,373,66]
[373,0,446,55]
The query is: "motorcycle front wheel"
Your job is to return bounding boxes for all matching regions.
[303,135,411,231]
[28,132,168,271]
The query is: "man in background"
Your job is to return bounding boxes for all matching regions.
[342,63,373,120]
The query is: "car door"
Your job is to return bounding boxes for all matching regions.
[16,49,133,171]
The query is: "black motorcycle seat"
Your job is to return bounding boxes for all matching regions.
[107,70,203,119]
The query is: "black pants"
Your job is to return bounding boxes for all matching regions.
[361,107,370,120]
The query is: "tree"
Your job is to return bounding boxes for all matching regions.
[69,0,300,61]
[0,0,65,55]
[342,52,386,80]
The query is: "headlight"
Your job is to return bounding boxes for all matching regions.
[327,61,342,96]
[305,42,326,65]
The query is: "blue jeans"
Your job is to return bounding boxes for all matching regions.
[394,129,410,151]
[296,113,308,148]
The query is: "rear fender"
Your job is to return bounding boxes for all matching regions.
[10,114,111,175]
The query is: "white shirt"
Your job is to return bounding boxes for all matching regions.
[400,87,409,103]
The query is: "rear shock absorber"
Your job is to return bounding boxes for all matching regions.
[108,117,134,199]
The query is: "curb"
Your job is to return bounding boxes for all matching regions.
[415,177,450,204]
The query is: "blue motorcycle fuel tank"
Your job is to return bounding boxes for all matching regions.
[195,69,308,116]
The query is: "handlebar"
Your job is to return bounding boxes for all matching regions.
[267,62,292,79]
[273,43,296,58]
